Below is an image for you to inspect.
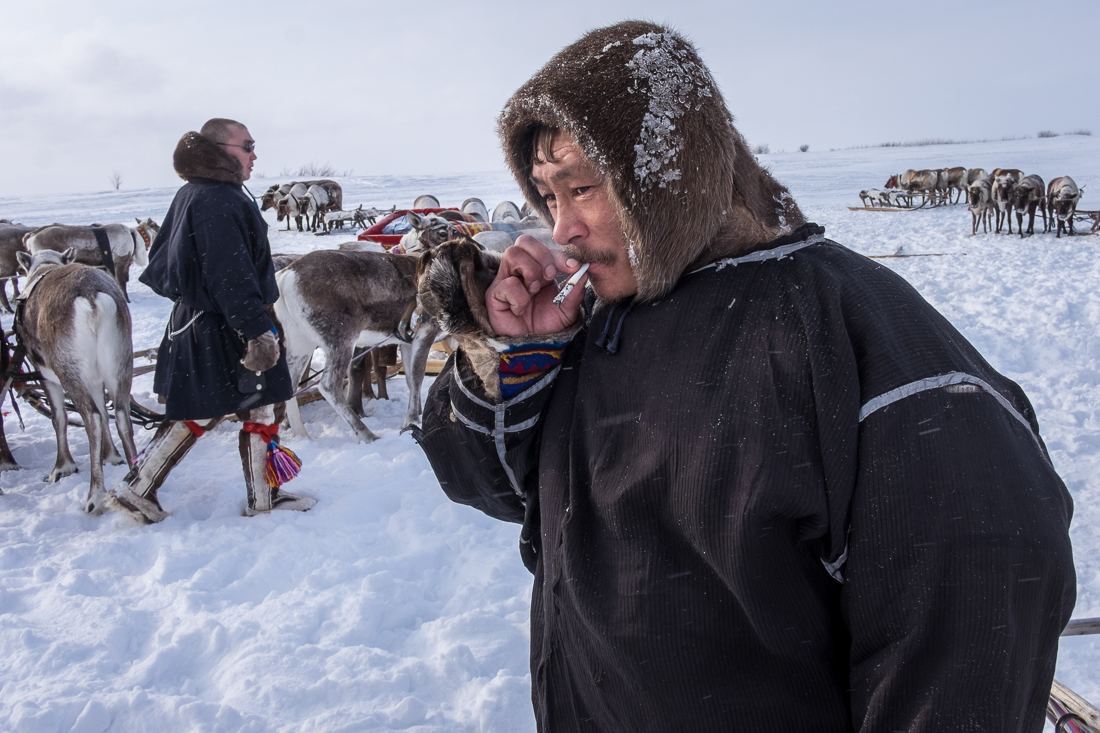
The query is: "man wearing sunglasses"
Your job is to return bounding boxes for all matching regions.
[109,118,315,523]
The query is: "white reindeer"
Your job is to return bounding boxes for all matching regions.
[302,184,334,232]
[968,178,995,235]
[23,219,156,302]
[13,249,138,515]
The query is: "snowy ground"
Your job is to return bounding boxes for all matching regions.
[1,135,1098,732]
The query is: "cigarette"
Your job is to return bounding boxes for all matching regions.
[553,263,589,306]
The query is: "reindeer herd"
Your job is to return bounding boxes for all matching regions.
[860,167,1088,238]
[260,179,392,233]
[0,194,548,519]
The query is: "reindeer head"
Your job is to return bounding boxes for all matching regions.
[16,248,77,279]
[402,212,454,254]
[1012,183,1032,209]
[885,175,898,189]
[415,239,501,337]
[276,198,289,221]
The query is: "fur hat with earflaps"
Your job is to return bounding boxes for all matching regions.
[498,20,805,302]
[172,132,244,185]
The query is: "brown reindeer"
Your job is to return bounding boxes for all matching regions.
[273,249,441,443]
[23,219,158,302]
[13,249,138,515]
[1048,176,1083,238]
[0,222,33,313]
[944,167,967,204]
[1012,175,1047,237]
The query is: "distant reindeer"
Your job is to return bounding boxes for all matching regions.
[302,184,334,232]
[968,177,995,235]
[990,169,1024,233]
[1047,176,1082,238]
[965,168,988,204]
[23,219,157,302]
[944,167,967,204]
[13,249,138,515]
[1013,175,1047,237]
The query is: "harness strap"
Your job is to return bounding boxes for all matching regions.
[183,420,207,438]
[90,226,116,277]
[134,224,151,249]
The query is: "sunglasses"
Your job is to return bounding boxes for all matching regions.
[219,142,256,153]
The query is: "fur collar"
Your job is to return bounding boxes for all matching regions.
[498,21,806,303]
[173,132,243,185]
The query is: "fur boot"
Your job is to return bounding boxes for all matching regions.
[240,429,317,515]
[108,418,221,524]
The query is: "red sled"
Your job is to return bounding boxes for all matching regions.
[357,208,459,248]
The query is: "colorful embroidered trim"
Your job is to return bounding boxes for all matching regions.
[499,341,568,399]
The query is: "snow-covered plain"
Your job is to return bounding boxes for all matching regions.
[1,135,1098,731]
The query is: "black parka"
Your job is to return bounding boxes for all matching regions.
[416,227,1076,732]
[140,133,291,420]
[416,21,1077,733]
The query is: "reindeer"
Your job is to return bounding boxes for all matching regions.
[275,183,309,231]
[0,222,33,312]
[400,211,545,254]
[990,169,1024,234]
[13,249,138,515]
[262,179,343,213]
[302,184,334,232]
[23,219,157,302]
[1047,176,1082,238]
[943,167,967,204]
[273,250,441,443]
[261,183,294,211]
[887,169,938,206]
[1012,175,1047,237]
[966,168,988,204]
[968,178,995,235]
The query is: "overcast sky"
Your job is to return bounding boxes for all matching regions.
[2,0,1097,197]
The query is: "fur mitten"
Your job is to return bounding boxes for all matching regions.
[242,331,279,372]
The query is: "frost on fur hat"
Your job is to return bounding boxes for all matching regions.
[498,20,804,302]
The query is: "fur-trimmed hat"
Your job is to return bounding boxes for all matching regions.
[173,132,244,185]
[498,20,805,302]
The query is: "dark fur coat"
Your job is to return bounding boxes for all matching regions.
[140,132,290,420]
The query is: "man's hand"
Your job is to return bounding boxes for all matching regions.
[241,331,280,372]
[486,235,588,336]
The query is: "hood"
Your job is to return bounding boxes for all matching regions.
[173,131,244,185]
[498,20,805,302]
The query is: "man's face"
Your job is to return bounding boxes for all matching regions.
[531,132,638,301]
[220,125,256,181]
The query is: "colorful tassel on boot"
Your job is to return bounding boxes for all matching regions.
[241,422,302,488]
